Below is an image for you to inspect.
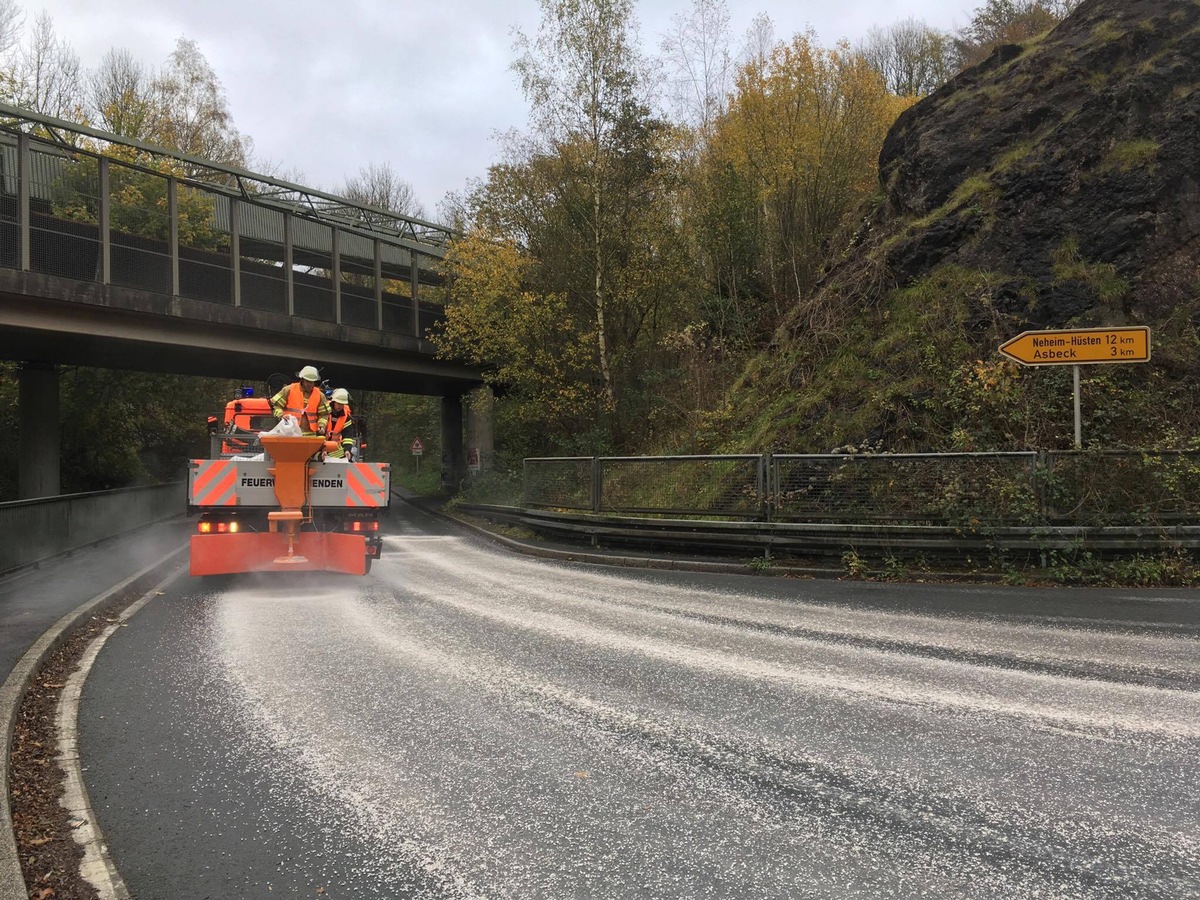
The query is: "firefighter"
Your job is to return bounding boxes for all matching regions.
[270,365,330,435]
[325,388,359,459]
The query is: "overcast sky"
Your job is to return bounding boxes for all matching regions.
[21,0,975,218]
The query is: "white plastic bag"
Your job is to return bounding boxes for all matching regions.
[262,415,302,437]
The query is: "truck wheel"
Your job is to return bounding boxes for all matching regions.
[363,555,373,574]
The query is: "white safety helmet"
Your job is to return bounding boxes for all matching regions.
[330,388,351,405]
[297,365,320,383]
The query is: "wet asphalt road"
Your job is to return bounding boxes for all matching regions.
[80,504,1200,899]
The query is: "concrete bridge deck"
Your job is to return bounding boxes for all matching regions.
[0,105,488,496]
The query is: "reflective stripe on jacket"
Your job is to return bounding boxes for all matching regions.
[271,382,329,434]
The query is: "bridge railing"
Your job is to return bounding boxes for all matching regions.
[522,451,1200,527]
[0,482,184,574]
[0,125,447,339]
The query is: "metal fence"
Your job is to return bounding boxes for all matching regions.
[772,453,1040,524]
[0,482,184,573]
[0,127,447,339]
[524,451,1200,527]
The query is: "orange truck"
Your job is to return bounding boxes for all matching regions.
[188,392,388,576]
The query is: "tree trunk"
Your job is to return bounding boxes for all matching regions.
[593,185,616,410]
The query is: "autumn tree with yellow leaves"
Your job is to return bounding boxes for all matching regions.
[438,0,699,454]
[435,230,600,453]
[439,2,922,456]
[699,34,913,336]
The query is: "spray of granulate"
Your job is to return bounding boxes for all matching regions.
[191,536,1200,898]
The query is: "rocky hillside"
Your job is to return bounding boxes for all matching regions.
[730,0,1200,453]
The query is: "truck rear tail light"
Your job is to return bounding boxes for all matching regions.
[349,520,379,533]
[199,520,239,534]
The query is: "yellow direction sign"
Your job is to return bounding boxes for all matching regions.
[999,326,1150,366]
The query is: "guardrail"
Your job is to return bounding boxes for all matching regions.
[524,451,1200,527]
[0,482,184,574]
[459,503,1200,563]
[0,119,447,338]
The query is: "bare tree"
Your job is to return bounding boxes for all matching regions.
[11,12,81,121]
[857,18,955,97]
[343,160,427,220]
[955,0,1081,69]
[737,13,776,79]
[152,38,250,168]
[88,47,160,138]
[660,0,732,135]
[436,186,473,233]
[0,0,23,60]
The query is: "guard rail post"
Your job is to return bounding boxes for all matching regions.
[590,457,602,547]
[168,176,179,297]
[230,197,241,307]
[759,453,772,561]
[410,252,421,337]
[332,227,342,325]
[1036,450,1050,567]
[98,157,111,284]
[374,239,384,330]
[17,132,29,272]
[763,454,774,523]
[1035,450,1049,523]
[284,212,295,316]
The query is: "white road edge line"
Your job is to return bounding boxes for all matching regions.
[0,544,188,900]
[56,563,187,900]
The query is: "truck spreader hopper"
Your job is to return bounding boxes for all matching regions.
[261,434,325,566]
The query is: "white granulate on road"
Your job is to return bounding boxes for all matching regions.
[187,525,1200,899]
[388,540,1200,740]
[399,537,1200,677]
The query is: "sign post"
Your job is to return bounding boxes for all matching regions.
[411,437,424,476]
[998,326,1151,448]
[1080,367,1089,451]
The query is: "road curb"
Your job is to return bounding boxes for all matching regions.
[55,565,186,899]
[0,544,188,900]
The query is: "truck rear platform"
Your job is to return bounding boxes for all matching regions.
[188,433,390,576]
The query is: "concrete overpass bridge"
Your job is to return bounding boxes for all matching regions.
[0,104,487,498]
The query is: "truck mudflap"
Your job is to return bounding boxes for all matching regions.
[190,532,370,576]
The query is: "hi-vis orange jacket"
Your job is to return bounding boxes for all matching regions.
[326,407,357,458]
[270,382,330,435]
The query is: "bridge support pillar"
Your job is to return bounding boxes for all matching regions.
[440,394,465,495]
[465,386,494,477]
[18,362,60,499]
